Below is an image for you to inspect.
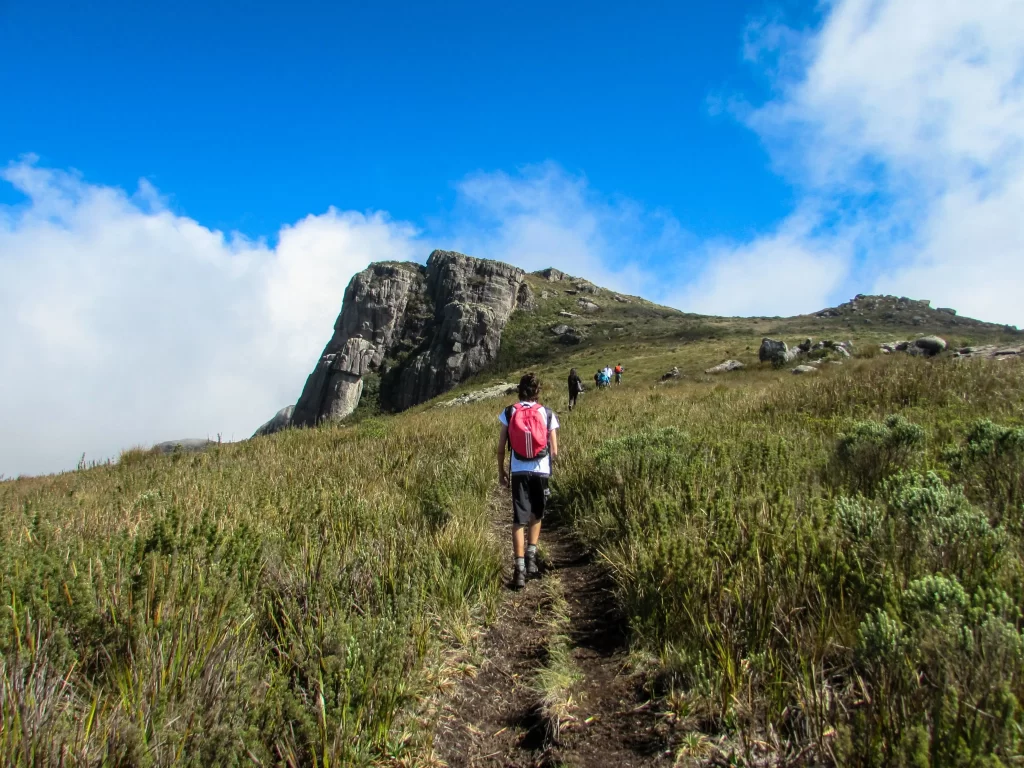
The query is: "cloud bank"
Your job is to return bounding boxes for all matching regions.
[0,160,418,476]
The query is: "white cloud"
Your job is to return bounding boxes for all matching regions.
[738,0,1024,326]
[670,210,853,317]
[446,162,668,297]
[0,159,418,477]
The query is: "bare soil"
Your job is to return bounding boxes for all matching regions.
[433,501,672,767]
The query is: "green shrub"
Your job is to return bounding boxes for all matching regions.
[832,415,926,495]
[947,419,1024,525]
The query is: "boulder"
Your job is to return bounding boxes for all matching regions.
[550,324,571,336]
[705,360,744,374]
[759,338,794,366]
[661,366,681,381]
[577,298,601,313]
[798,338,813,352]
[791,365,818,375]
[912,336,947,356]
[253,405,295,437]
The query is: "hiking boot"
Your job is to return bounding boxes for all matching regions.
[525,553,540,578]
[512,568,526,590]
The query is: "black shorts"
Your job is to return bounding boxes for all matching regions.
[511,474,550,526]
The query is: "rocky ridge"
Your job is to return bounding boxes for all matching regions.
[814,294,1017,332]
[264,250,532,433]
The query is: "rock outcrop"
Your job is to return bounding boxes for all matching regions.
[253,405,295,437]
[291,251,529,426]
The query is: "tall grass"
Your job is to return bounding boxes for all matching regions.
[553,356,1024,765]
[5,340,1022,766]
[0,409,504,766]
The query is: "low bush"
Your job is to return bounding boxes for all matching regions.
[946,419,1024,526]
[831,415,926,496]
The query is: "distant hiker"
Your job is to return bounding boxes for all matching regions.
[594,370,602,388]
[498,373,560,589]
[568,368,583,410]
[614,364,623,385]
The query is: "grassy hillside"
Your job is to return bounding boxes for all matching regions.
[2,280,1023,766]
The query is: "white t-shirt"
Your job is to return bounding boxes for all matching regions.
[499,402,560,475]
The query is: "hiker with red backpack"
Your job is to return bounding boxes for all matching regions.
[497,373,560,589]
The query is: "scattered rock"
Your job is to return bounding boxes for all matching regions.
[791,365,818,375]
[705,360,745,374]
[536,267,566,282]
[937,307,957,316]
[557,311,578,318]
[661,366,681,381]
[550,324,585,344]
[437,383,517,408]
[611,294,630,303]
[577,299,601,313]
[798,338,813,352]
[252,405,295,437]
[152,438,216,454]
[572,280,602,295]
[953,345,1024,360]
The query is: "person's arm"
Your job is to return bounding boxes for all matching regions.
[549,428,559,461]
[497,424,510,486]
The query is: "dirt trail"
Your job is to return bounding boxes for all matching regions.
[433,499,672,767]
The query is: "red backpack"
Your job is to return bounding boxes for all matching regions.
[505,403,553,461]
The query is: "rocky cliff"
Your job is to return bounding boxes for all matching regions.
[282,250,532,430]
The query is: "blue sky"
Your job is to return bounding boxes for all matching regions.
[2,0,809,240]
[2,0,1023,475]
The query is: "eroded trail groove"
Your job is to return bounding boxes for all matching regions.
[434,499,671,767]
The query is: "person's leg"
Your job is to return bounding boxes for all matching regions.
[524,476,547,577]
[510,476,530,587]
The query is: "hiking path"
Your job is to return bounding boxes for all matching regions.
[432,491,673,768]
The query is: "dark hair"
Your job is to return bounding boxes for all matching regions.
[518,372,541,401]
[569,368,577,377]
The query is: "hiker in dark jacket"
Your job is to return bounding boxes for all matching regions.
[567,368,583,411]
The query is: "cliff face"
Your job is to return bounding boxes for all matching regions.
[289,250,531,428]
